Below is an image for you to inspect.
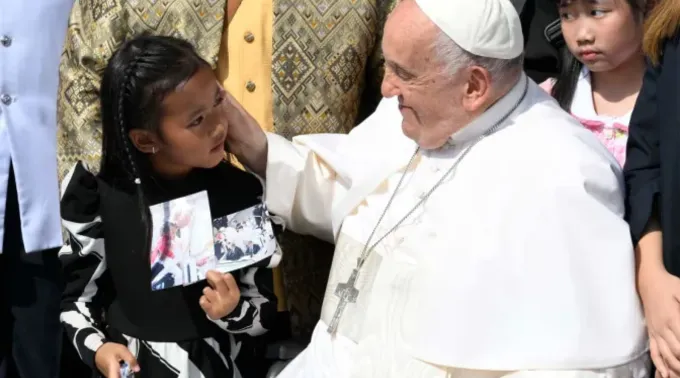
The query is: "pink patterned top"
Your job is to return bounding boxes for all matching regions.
[540,68,631,166]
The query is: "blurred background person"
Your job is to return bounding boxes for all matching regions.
[0,1,72,377]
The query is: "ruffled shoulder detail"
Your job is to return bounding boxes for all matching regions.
[539,78,555,93]
[60,161,101,224]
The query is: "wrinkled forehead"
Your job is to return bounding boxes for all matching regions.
[382,1,440,70]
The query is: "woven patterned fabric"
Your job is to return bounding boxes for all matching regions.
[270,0,395,139]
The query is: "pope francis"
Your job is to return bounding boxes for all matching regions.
[225,0,649,377]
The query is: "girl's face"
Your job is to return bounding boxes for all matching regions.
[560,0,643,73]
[129,66,228,177]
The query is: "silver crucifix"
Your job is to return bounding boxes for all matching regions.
[327,268,360,334]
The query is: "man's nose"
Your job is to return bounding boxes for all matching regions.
[380,74,400,98]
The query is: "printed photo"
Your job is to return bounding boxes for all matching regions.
[149,191,213,290]
[213,204,277,271]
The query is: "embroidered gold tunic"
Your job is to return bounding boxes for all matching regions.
[57,0,395,338]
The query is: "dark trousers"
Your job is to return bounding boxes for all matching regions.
[0,165,63,378]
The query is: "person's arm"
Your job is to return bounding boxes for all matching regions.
[57,0,124,179]
[623,41,680,377]
[224,91,357,243]
[60,163,140,376]
[59,163,113,368]
[223,90,270,177]
[635,204,664,292]
[207,257,281,336]
[624,56,662,267]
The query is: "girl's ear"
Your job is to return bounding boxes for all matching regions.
[129,129,160,154]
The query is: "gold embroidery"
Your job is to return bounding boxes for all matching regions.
[270,0,396,138]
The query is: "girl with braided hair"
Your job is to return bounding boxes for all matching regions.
[58,35,282,378]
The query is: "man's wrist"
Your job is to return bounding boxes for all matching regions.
[233,136,267,177]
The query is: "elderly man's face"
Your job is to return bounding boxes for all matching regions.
[380,0,469,149]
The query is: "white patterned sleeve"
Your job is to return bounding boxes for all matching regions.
[207,248,282,336]
[59,162,113,369]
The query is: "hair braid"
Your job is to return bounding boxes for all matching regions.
[118,56,143,184]
[116,54,151,236]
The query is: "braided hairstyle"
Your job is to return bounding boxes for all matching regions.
[550,0,649,110]
[99,35,210,238]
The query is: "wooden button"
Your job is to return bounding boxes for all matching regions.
[246,81,256,92]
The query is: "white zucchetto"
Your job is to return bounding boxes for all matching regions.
[415,0,524,59]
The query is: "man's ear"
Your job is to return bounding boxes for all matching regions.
[461,66,492,113]
[128,129,160,154]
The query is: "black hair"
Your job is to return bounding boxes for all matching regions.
[99,35,210,241]
[550,0,648,110]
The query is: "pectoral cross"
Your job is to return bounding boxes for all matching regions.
[327,268,360,334]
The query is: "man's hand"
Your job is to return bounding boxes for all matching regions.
[94,342,140,377]
[221,90,268,176]
[199,271,241,320]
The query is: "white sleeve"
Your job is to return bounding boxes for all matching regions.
[264,132,350,243]
[264,96,403,243]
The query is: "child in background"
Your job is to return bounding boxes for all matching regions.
[59,35,281,378]
[541,0,651,166]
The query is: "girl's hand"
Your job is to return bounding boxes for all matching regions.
[199,271,241,320]
[94,342,140,377]
[639,265,680,378]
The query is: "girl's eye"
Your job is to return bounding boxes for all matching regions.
[560,11,574,20]
[591,9,607,17]
[188,115,204,127]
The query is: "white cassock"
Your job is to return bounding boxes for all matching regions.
[265,75,649,377]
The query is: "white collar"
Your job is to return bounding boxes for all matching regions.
[571,67,633,123]
[571,67,596,119]
[448,73,528,146]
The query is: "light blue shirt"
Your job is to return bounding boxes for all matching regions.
[0,1,73,253]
